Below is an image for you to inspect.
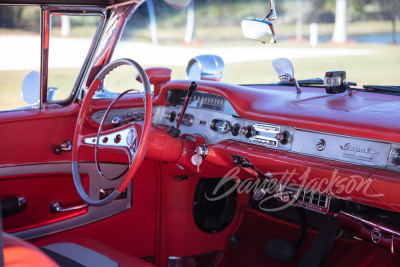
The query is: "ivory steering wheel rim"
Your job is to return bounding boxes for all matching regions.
[71,58,152,207]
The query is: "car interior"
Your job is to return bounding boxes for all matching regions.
[1,0,400,266]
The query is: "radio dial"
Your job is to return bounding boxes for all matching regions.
[275,131,290,145]
[240,126,255,138]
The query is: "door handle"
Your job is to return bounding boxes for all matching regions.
[1,197,27,217]
[50,201,88,213]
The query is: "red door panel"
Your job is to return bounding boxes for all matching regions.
[1,173,89,233]
[0,104,79,165]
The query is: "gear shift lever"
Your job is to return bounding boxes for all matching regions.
[167,81,197,138]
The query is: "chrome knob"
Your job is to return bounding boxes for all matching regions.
[239,127,248,136]
[316,139,326,151]
[211,120,231,134]
[390,149,400,167]
[164,112,171,120]
[371,228,381,243]
[275,131,290,145]
[240,126,255,138]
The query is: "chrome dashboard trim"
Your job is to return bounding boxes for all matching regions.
[91,107,145,124]
[90,105,400,172]
[291,129,391,167]
[153,106,294,149]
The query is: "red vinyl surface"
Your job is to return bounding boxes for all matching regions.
[216,208,400,267]
[1,173,89,233]
[0,104,79,165]
[136,67,172,96]
[31,159,159,258]
[157,162,250,266]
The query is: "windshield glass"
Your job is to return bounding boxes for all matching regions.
[112,0,399,91]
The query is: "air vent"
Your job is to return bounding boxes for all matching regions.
[297,189,328,208]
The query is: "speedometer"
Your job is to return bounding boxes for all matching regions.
[166,89,239,116]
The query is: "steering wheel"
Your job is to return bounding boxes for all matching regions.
[72,58,152,206]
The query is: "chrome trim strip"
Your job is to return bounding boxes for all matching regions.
[39,7,50,109]
[340,211,400,235]
[41,6,107,104]
[78,2,142,99]
[291,129,391,167]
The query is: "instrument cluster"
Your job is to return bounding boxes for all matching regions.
[152,105,294,150]
[90,90,400,172]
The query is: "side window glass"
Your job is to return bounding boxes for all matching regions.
[0,5,41,111]
[48,14,101,102]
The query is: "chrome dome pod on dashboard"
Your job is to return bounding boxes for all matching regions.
[186,54,225,82]
[162,0,191,9]
[272,58,302,94]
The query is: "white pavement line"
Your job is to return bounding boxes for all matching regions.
[0,35,376,71]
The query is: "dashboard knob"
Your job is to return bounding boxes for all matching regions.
[164,112,171,120]
[210,119,231,134]
[164,111,176,122]
[231,123,241,136]
[275,131,290,145]
[240,126,255,138]
[390,149,400,166]
[316,139,326,151]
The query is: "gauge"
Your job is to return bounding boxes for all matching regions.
[166,89,239,116]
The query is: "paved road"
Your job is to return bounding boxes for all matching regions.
[0,35,376,71]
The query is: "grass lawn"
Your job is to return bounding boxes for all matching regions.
[1,42,399,111]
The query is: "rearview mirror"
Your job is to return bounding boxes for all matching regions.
[242,0,277,43]
[162,0,192,9]
[241,19,276,44]
[21,71,40,106]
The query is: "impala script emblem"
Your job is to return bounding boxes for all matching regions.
[340,143,379,155]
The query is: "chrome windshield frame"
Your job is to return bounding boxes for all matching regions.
[40,5,107,108]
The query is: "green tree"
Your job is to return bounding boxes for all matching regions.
[353,0,399,44]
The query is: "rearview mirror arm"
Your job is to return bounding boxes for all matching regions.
[265,0,277,21]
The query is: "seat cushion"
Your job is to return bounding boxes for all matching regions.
[42,242,118,267]
[38,237,154,267]
[3,233,59,267]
